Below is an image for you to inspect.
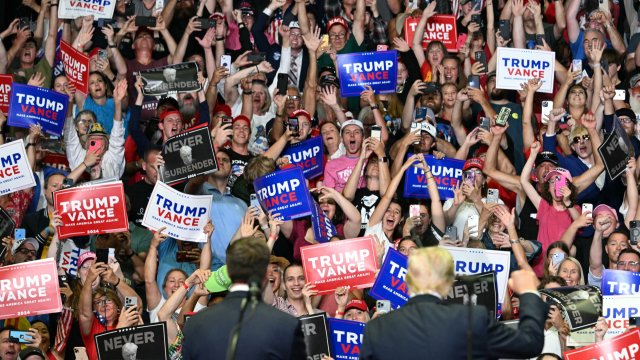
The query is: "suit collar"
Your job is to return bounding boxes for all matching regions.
[407,294,443,305]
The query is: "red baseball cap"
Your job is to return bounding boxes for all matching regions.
[327,17,348,33]
[463,158,484,171]
[233,114,251,125]
[160,110,184,123]
[345,299,369,312]
[214,104,232,117]
[290,109,311,121]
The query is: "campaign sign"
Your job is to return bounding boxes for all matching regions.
[404,154,463,199]
[443,246,510,305]
[564,328,640,360]
[301,236,378,295]
[602,295,640,339]
[0,258,62,320]
[94,322,169,360]
[53,181,128,239]
[300,313,332,359]
[327,318,366,360]
[443,272,498,318]
[310,199,337,244]
[58,0,116,19]
[601,269,640,295]
[0,74,12,113]
[159,124,218,185]
[598,122,634,180]
[140,62,201,96]
[281,136,324,179]
[495,47,555,94]
[142,182,212,242]
[369,249,409,309]
[540,286,603,331]
[403,15,458,52]
[0,140,37,196]
[336,51,398,97]
[60,40,89,95]
[253,167,312,221]
[60,241,85,279]
[7,83,68,136]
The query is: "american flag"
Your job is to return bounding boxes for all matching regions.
[267,9,284,45]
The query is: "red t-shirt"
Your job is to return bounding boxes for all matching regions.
[81,317,116,360]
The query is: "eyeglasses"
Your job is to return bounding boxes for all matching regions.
[93,298,116,307]
[77,119,94,125]
[17,248,36,256]
[618,117,635,124]
[287,95,301,101]
[329,32,346,40]
[616,261,639,268]
[289,33,302,38]
[572,134,590,144]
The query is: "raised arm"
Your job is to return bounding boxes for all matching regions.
[369,155,418,227]
[318,186,362,238]
[352,0,367,45]
[565,0,581,43]
[144,229,168,313]
[44,0,58,66]
[411,2,437,67]
[520,141,543,209]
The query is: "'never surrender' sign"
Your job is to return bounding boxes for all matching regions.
[142,182,212,242]
[253,167,312,221]
[301,236,378,294]
[0,258,62,320]
[404,154,463,199]
[95,323,169,360]
[8,83,68,136]
[54,181,128,239]
[369,249,408,309]
[0,140,37,196]
[281,136,324,179]
[160,124,218,185]
[495,47,555,93]
[337,51,397,97]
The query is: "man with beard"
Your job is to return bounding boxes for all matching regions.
[467,72,524,170]
[178,91,200,128]
[324,120,365,192]
[8,2,58,88]
[566,0,625,60]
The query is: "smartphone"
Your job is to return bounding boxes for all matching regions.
[9,330,34,344]
[535,34,545,46]
[198,17,216,29]
[320,35,329,49]
[465,170,476,184]
[445,225,458,240]
[471,14,482,27]
[498,20,511,41]
[630,220,640,245]
[582,203,593,218]
[554,176,566,198]
[599,0,609,12]
[125,1,136,16]
[411,122,420,144]
[277,73,289,96]
[221,116,233,124]
[98,49,108,62]
[474,51,487,72]
[97,18,116,28]
[370,125,382,141]
[124,296,138,309]
[551,252,565,267]
[156,0,165,10]
[376,44,388,51]
[250,193,262,210]
[614,89,626,100]
[288,117,300,137]
[479,117,491,131]
[630,317,639,326]
[14,228,26,240]
[572,59,583,73]
[468,75,480,89]
[88,137,106,154]
[415,107,427,122]
[247,52,267,63]
[495,107,511,127]
[487,188,499,203]
[541,100,553,124]
[19,17,30,31]
[135,16,157,27]
[376,300,391,313]
[96,248,109,264]
[409,204,421,218]
[220,55,232,72]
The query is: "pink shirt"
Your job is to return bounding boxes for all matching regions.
[323,156,365,192]
[533,199,577,276]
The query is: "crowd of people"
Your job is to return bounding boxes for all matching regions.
[1,0,640,358]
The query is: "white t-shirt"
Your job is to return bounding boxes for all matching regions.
[148,296,206,323]
[364,222,393,258]
[443,198,503,241]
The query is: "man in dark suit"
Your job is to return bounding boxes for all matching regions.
[182,236,306,359]
[360,247,547,360]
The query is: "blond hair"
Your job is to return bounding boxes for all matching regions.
[407,247,455,297]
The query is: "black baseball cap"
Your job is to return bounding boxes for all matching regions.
[18,347,46,360]
[535,151,559,167]
[615,108,637,123]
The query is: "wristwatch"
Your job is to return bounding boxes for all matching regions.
[379,157,389,163]
[509,239,520,245]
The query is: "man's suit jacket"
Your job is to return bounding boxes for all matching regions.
[182,291,307,360]
[360,293,547,360]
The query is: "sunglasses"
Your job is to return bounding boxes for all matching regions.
[571,134,590,144]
